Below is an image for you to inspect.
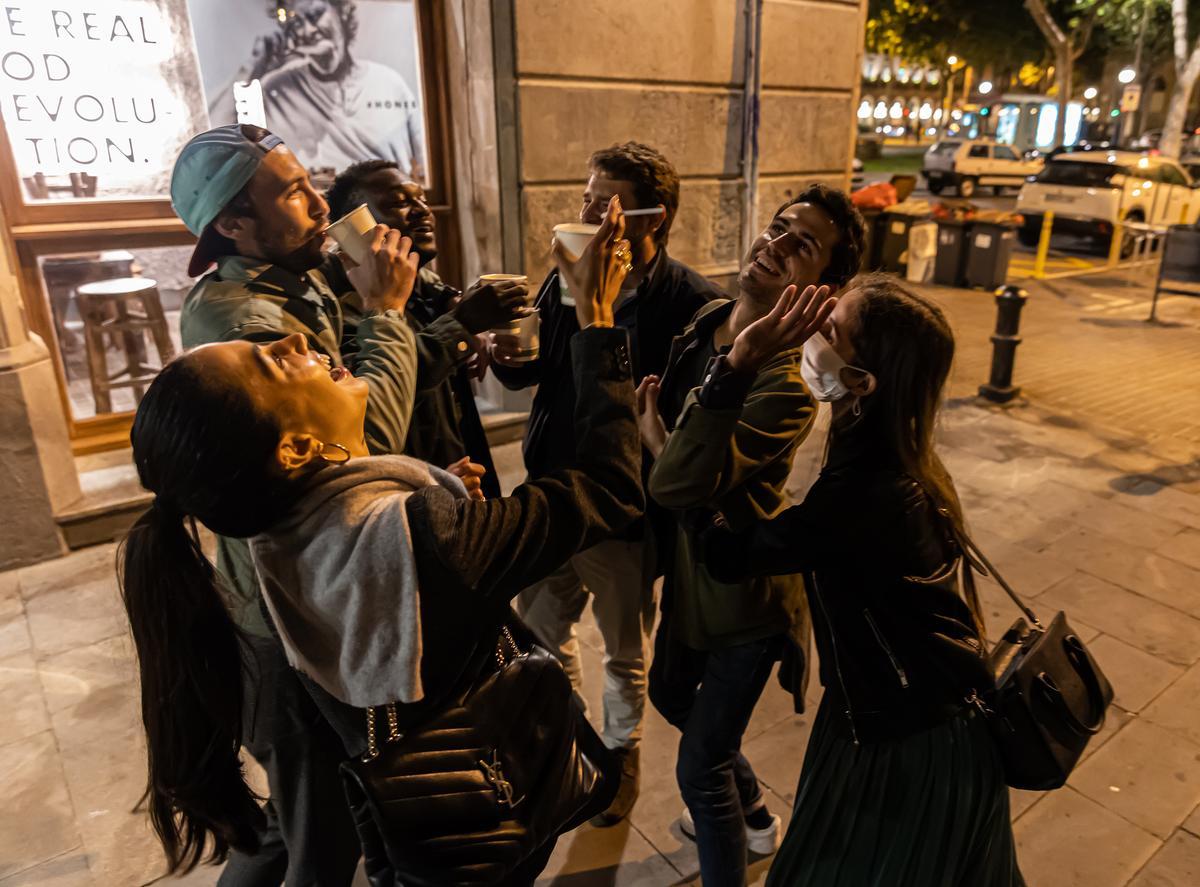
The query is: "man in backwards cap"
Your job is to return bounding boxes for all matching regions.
[174,123,431,885]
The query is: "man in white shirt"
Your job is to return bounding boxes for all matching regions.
[212,0,426,179]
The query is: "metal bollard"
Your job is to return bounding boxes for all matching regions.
[979,284,1028,403]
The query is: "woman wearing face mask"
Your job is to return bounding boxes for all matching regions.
[699,273,1024,886]
[119,201,644,885]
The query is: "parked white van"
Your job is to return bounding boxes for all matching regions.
[1016,151,1200,252]
[921,138,1044,197]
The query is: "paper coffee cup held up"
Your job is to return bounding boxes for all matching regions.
[326,203,377,266]
[552,223,600,307]
[481,274,538,362]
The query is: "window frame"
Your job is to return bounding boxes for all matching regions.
[0,0,461,451]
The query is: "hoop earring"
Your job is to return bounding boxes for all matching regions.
[851,397,863,417]
[318,442,352,464]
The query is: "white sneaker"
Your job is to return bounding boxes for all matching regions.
[676,806,782,856]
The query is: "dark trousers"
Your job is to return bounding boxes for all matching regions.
[218,634,361,887]
[649,618,781,887]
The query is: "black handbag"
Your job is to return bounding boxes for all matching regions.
[958,530,1114,791]
[340,627,619,886]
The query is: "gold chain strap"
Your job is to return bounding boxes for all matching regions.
[386,703,401,741]
[363,706,379,761]
[495,625,522,667]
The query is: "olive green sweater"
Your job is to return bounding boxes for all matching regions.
[650,300,815,651]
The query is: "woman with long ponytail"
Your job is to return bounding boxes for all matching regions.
[118,350,295,872]
[696,274,1024,886]
[119,199,651,884]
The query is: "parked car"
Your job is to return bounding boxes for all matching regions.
[921,138,1044,197]
[1015,151,1200,254]
[1180,154,1200,183]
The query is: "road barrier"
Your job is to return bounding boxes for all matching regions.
[1020,213,1166,282]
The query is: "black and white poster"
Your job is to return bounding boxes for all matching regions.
[189,0,427,182]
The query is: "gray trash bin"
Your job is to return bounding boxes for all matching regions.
[934,220,970,287]
[965,222,1016,289]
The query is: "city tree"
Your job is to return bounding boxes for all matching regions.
[1024,1,1134,149]
[1160,0,1200,155]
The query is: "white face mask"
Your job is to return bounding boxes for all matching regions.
[801,332,870,402]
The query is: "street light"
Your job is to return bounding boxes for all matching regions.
[979,80,993,95]
[947,55,958,66]
[1084,86,1098,100]
[1118,67,1136,84]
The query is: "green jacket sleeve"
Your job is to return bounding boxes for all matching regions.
[648,353,815,510]
[353,310,419,456]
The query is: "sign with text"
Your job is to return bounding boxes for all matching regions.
[1120,84,1142,114]
[0,0,209,202]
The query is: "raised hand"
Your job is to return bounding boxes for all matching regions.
[635,375,668,458]
[447,456,487,501]
[554,195,631,330]
[452,278,531,334]
[728,284,837,375]
[245,31,291,82]
[346,226,421,316]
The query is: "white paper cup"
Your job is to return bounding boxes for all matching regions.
[492,308,539,363]
[553,222,600,307]
[480,274,532,336]
[326,203,376,266]
[479,273,528,287]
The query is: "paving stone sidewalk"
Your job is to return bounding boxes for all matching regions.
[1,270,1198,885]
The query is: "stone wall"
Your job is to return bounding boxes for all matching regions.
[497,0,867,286]
[0,206,80,569]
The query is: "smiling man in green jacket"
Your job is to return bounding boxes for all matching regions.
[637,184,865,886]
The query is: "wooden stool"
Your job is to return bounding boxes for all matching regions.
[76,278,175,415]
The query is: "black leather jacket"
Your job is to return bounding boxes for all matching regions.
[492,251,719,477]
[701,436,991,744]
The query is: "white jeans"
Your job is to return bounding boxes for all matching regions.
[517,536,657,750]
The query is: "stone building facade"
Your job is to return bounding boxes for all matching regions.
[492,0,865,285]
[0,0,867,567]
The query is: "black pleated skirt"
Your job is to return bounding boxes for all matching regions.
[765,697,1025,887]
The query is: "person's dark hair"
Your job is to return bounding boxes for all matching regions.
[118,354,297,873]
[326,158,400,219]
[589,142,680,245]
[832,273,983,632]
[776,184,866,289]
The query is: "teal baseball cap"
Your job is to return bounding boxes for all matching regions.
[170,124,285,276]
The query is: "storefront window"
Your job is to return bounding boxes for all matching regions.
[0,0,209,203]
[34,244,192,420]
[187,0,429,188]
[2,0,452,448]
